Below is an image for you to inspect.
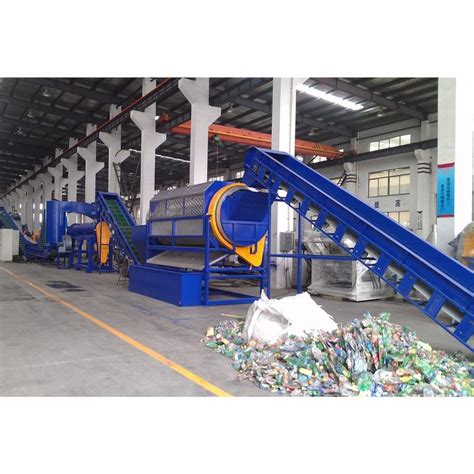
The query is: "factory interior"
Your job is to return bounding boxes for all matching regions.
[1,75,472,397]
[0,4,472,470]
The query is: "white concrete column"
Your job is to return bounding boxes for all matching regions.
[48,148,65,200]
[38,172,54,203]
[130,78,167,224]
[1,195,12,212]
[62,140,85,224]
[99,105,130,195]
[343,162,357,195]
[78,124,104,204]
[29,178,42,230]
[37,172,54,224]
[350,137,358,153]
[11,191,21,213]
[270,77,306,289]
[271,78,295,289]
[437,78,474,253]
[15,188,26,225]
[48,165,64,201]
[21,184,34,230]
[61,156,84,224]
[178,78,221,185]
[414,149,432,240]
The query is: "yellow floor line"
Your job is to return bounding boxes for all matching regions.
[0,266,231,397]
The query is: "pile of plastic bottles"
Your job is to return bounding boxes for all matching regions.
[202,313,473,396]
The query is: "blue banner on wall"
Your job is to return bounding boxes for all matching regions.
[437,163,454,217]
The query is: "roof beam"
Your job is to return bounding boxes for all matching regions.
[24,78,122,105]
[0,153,44,165]
[312,139,437,169]
[0,131,57,149]
[314,78,425,120]
[0,115,83,140]
[160,78,270,132]
[0,93,105,124]
[210,86,354,137]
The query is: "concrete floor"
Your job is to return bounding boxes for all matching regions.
[0,261,471,396]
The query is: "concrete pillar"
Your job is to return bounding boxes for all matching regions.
[21,184,34,231]
[48,149,65,200]
[62,140,85,225]
[414,149,432,239]
[48,165,64,201]
[15,189,26,225]
[178,78,221,185]
[270,78,306,289]
[99,105,130,195]
[350,136,358,153]
[29,178,42,230]
[37,172,54,224]
[437,78,473,253]
[11,191,21,213]
[38,172,54,203]
[343,162,357,195]
[78,124,104,204]
[1,195,12,212]
[130,78,167,224]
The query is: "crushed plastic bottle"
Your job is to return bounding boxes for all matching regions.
[202,312,474,397]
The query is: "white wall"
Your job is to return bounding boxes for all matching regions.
[320,119,436,235]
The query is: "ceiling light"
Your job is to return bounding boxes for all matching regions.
[308,128,317,136]
[227,103,236,114]
[42,88,51,98]
[8,138,14,146]
[297,84,364,111]
[376,107,385,117]
[155,115,160,121]
[16,127,24,135]
[26,110,34,118]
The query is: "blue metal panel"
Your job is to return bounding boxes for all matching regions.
[45,200,97,245]
[129,264,203,306]
[243,147,474,351]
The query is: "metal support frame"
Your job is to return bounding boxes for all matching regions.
[145,211,266,306]
[69,233,114,274]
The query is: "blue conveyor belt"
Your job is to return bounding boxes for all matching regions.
[243,147,474,351]
[0,207,48,259]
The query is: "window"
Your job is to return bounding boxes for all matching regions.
[166,185,177,191]
[209,175,224,182]
[369,134,411,152]
[235,170,244,179]
[387,211,410,228]
[368,167,410,197]
[400,134,411,145]
[389,136,400,148]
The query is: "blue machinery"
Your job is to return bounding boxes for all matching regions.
[2,147,473,350]
[129,147,473,351]
[0,192,138,273]
[129,181,270,305]
[242,147,474,351]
